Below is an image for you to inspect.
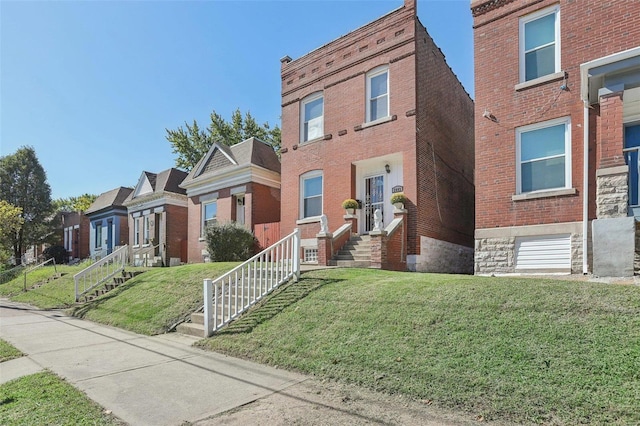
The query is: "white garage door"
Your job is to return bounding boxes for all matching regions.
[515,234,571,271]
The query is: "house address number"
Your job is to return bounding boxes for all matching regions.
[392,185,403,193]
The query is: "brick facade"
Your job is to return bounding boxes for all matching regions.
[472,0,640,275]
[280,0,475,272]
[186,182,281,263]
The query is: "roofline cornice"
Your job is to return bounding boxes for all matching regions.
[471,0,516,18]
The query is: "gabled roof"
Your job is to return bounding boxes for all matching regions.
[85,187,134,215]
[181,137,281,189]
[125,168,188,204]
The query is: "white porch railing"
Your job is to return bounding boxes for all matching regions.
[203,228,300,337]
[74,245,128,302]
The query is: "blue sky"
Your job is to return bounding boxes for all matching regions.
[1,0,473,200]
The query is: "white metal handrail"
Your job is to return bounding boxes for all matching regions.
[203,228,300,337]
[74,245,128,302]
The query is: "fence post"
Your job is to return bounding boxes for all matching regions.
[293,228,300,282]
[203,279,213,337]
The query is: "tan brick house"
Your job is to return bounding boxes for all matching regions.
[472,0,640,275]
[279,0,475,272]
[123,168,188,266]
[180,137,281,263]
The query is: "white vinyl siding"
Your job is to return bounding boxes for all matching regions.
[515,234,571,271]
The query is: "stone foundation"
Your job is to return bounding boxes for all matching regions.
[474,222,585,275]
[596,166,628,218]
[408,236,473,274]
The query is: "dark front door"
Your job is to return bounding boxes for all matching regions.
[364,175,384,233]
[106,220,113,254]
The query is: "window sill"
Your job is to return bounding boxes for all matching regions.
[132,245,140,249]
[198,237,206,242]
[355,115,396,131]
[300,133,332,146]
[515,71,565,91]
[512,187,577,201]
[296,216,322,225]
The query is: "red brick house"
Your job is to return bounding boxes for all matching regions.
[61,211,90,262]
[472,0,640,275]
[180,137,281,263]
[279,0,475,272]
[123,168,188,266]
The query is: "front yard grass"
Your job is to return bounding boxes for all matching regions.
[69,262,237,335]
[0,339,23,362]
[197,268,640,425]
[0,263,114,310]
[0,371,123,425]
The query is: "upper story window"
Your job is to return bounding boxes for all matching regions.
[519,6,560,82]
[366,66,389,122]
[516,117,571,194]
[301,93,324,142]
[300,170,323,219]
[202,201,217,234]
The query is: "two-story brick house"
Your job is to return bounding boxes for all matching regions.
[472,0,640,275]
[279,0,475,272]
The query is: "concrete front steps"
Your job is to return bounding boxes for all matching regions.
[82,270,144,302]
[29,272,66,290]
[328,234,372,268]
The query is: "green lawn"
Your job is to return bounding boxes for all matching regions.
[0,372,124,425]
[0,264,88,308]
[196,268,640,425]
[0,339,23,362]
[69,262,237,335]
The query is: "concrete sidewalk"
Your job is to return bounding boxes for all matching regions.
[0,299,306,425]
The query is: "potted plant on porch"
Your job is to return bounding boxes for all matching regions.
[341,199,359,215]
[390,192,407,209]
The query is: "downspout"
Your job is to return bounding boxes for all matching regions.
[580,61,591,275]
[582,100,589,274]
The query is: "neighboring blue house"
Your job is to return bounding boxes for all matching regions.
[85,187,133,259]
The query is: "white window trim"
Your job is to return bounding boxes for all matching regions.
[300,170,323,220]
[201,199,217,236]
[519,5,560,83]
[515,116,571,195]
[300,92,324,143]
[366,65,390,123]
[95,223,103,249]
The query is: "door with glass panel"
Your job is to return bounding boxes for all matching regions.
[624,124,640,215]
[364,175,384,233]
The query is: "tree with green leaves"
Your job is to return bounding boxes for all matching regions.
[0,146,53,265]
[53,193,98,213]
[166,108,281,171]
[0,200,24,264]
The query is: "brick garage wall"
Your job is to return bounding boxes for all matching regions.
[279,2,418,246]
[415,21,475,250]
[249,183,281,226]
[473,0,640,232]
[165,204,188,263]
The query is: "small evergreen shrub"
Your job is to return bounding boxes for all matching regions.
[43,245,68,264]
[205,222,257,262]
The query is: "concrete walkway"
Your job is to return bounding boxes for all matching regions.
[0,299,306,425]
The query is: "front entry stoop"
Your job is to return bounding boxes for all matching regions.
[328,235,372,268]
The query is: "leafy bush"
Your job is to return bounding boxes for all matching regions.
[341,199,359,209]
[43,245,68,264]
[205,222,257,262]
